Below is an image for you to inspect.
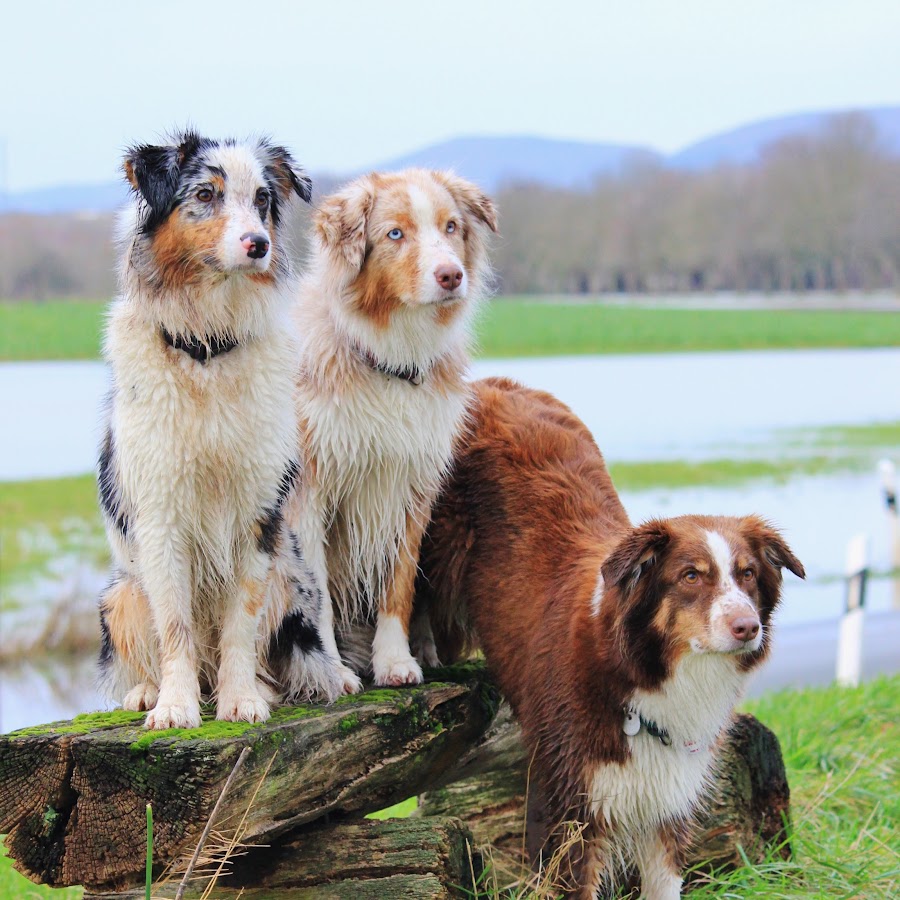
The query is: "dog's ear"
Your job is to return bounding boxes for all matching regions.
[603,520,672,687]
[123,143,181,219]
[261,141,313,206]
[123,131,202,227]
[742,516,805,580]
[436,172,499,234]
[602,519,671,594]
[314,177,376,271]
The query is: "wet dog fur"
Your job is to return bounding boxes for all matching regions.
[292,168,498,687]
[98,131,352,729]
[417,377,805,898]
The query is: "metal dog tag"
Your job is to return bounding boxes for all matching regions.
[623,710,641,736]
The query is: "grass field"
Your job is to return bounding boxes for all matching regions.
[1,675,896,899]
[2,299,900,362]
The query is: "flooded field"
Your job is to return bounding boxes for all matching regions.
[1,349,898,731]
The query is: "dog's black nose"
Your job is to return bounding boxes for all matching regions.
[241,232,270,259]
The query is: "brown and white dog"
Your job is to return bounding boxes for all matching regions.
[292,169,498,687]
[418,377,805,899]
[98,132,350,730]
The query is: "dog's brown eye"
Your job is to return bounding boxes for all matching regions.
[196,188,214,203]
[683,570,699,584]
[742,568,755,581]
[446,221,456,234]
[255,191,269,208]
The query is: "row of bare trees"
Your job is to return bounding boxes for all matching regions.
[494,116,900,294]
[2,116,898,300]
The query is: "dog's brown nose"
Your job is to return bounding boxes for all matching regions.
[729,616,760,642]
[241,232,270,260]
[434,264,463,291]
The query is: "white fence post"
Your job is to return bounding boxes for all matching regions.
[878,459,900,611]
[836,533,869,688]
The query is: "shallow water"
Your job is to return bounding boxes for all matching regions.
[1,349,898,730]
[1,349,899,479]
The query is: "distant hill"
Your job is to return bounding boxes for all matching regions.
[1,181,129,215]
[4,106,899,213]
[668,106,900,170]
[367,135,658,190]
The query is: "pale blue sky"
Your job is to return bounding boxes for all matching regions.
[3,0,898,191]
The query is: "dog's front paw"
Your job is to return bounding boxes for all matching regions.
[374,655,424,687]
[123,682,159,712]
[338,664,363,695]
[145,698,201,730]
[216,690,271,724]
[414,640,441,669]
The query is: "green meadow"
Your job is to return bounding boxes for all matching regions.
[2,298,900,362]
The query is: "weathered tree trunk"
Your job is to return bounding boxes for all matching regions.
[0,664,498,892]
[83,816,480,900]
[1,664,790,897]
[419,708,792,887]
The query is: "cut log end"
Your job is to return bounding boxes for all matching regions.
[0,665,499,891]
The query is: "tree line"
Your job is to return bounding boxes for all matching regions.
[2,115,898,300]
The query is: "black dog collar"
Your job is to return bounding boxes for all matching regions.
[356,346,424,386]
[161,328,241,364]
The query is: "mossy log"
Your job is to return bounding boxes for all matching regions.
[0,664,498,892]
[419,707,792,886]
[83,816,480,899]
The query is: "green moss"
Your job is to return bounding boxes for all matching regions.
[335,687,405,705]
[9,709,146,739]
[338,713,360,734]
[267,704,325,724]
[127,703,332,751]
[128,719,258,751]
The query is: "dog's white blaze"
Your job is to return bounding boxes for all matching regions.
[705,529,762,652]
[407,182,468,305]
[207,145,272,271]
[705,529,737,590]
[590,569,604,618]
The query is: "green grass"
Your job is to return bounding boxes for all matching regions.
[0,300,106,361]
[0,842,81,899]
[476,301,900,358]
[3,299,900,362]
[683,675,899,900]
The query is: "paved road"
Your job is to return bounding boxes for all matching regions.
[747,609,900,696]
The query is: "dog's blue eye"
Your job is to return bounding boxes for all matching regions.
[388,228,403,240]
[446,221,456,233]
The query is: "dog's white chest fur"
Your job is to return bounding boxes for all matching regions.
[587,654,744,837]
[106,302,299,585]
[301,367,468,619]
